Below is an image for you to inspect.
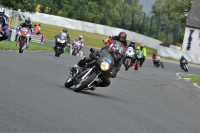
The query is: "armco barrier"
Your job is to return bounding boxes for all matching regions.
[158,45,200,64]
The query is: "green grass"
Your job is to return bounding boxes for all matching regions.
[32,22,157,55]
[180,74,200,83]
[0,41,71,54]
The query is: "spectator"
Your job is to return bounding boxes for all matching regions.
[34,23,44,44]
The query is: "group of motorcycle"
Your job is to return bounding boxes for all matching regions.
[64,40,165,92]
[123,46,164,71]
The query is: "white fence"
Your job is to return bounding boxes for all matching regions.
[158,46,200,64]
[12,12,200,64]
[22,12,162,49]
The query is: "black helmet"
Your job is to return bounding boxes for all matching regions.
[118,32,127,40]
[25,17,31,24]
[63,28,68,33]
[181,55,184,58]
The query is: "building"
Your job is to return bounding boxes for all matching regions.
[182,0,200,55]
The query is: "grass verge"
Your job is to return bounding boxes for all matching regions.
[0,41,71,54]
[32,22,157,56]
[180,74,200,83]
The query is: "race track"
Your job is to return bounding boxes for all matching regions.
[1,46,200,133]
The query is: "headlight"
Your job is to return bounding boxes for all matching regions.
[100,62,110,71]
[57,38,65,43]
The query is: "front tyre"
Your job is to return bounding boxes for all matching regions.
[19,39,24,53]
[65,77,74,88]
[74,72,97,92]
[125,58,131,71]
[160,62,164,68]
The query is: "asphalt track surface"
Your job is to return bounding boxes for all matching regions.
[1,42,200,133]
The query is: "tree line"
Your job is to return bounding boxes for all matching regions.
[0,0,192,44]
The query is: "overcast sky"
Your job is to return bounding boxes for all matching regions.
[139,0,156,14]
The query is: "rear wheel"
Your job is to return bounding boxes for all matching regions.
[74,72,96,92]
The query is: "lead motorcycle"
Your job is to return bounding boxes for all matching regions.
[54,32,69,57]
[16,27,31,53]
[64,50,114,92]
[124,47,135,71]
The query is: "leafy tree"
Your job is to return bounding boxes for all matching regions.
[0,0,36,13]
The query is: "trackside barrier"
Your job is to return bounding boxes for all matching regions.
[158,45,200,64]
[30,34,42,43]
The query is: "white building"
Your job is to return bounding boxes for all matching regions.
[182,0,200,55]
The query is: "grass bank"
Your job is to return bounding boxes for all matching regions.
[180,74,200,83]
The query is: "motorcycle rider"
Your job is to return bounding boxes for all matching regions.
[102,35,114,46]
[75,46,125,90]
[152,52,159,66]
[128,40,136,50]
[180,55,188,69]
[0,7,9,41]
[53,28,70,52]
[16,17,33,48]
[135,43,147,67]
[112,32,128,47]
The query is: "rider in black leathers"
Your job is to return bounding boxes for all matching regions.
[112,32,128,47]
[76,47,125,90]
[53,28,70,52]
[180,55,188,69]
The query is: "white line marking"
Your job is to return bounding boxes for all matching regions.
[176,73,181,79]
[193,83,200,89]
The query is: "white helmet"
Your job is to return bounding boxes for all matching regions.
[79,35,83,39]
[0,7,5,18]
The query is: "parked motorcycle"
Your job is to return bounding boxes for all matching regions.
[54,32,69,57]
[181,59,188,72]
[153,55,164,68]
[124,47,135,71]
[134,51,144,70]
[16,27,31,53]
[64,50,114,92]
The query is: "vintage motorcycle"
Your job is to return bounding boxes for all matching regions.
[124,47,135,71]
[181,59,188,72]
[153,55,164,68]
[65,50,114,92]
[54,32,69,57]
[16,27,31,53]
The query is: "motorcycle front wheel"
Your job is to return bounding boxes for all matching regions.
[65,77,74,88]
[19,39,24,53]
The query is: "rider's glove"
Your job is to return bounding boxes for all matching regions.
[2,27,7,30]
